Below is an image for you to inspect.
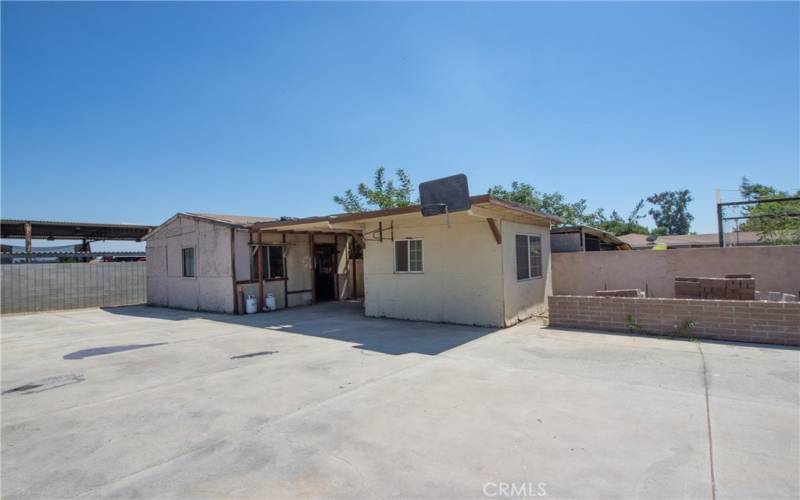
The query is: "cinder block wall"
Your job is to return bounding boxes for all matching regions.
[548,295,800,346]
[553,246,800,298]
[1,262,146,314]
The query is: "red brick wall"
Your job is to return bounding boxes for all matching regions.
[548,295,800,346]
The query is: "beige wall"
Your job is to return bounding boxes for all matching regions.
[146,216,235,313]
[363,212,507,327]
[502,220,552,325]
[149,218,361,314]
[553,245,800,298]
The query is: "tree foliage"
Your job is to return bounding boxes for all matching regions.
[646,190,694,235]
[488,182,650,235]
[737,177,800,244]
[333,167,415,213]
[335,172,700,237]
[487,182,603,226]
[593,199,650,236]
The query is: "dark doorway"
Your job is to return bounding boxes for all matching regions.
[314,244,337,302]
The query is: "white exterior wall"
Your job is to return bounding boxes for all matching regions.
[362,212,506,327]
[146,216,235,313]
[502,219,552,326]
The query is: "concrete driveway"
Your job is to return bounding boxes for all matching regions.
[2,302,797,499]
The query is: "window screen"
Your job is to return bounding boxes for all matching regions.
[529,236,542,277]
[516,235,529,280]
[516,234,542,280]
[395,240,409,272]
[251,245,285,280]
[267,245,284,279]
[182,247,195,277]
[395,239,422,273]
[409,240,423,272]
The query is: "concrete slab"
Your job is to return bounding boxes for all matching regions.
[2,302,797,499]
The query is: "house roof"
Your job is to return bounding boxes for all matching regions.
[249,195,564,232]
[550,225,632,250]
[142,212,277,241]
[181,213,277,227]
[618,231,763,249]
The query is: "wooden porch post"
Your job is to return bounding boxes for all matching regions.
[351,235,357,298]
[282,232,288,309]
[333,233,340,301]
[257,231,264,312]
[230,227,238,314]
[309,233,316,303]
[24,222,32,263]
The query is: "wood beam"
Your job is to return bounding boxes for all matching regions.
[309,233,316,303]
[282,233,288,309]
[487,218,502,244]
[333,233,340,301]
[257,232,264,312]
[327,222,364,231]
[230,227,238,314]
[24,222,32,262]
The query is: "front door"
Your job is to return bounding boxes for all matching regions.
[314,244,337,302]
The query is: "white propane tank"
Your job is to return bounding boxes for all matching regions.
[245,295,257,314]
[265,293,277,311]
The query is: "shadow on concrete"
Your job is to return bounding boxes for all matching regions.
[101,301,494,356]
[64,343,169,360]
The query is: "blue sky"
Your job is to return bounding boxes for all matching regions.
[2,1,798,248]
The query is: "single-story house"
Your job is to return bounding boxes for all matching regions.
[144,195,562,327]
[550,225,631,252]
[618,231,763,250]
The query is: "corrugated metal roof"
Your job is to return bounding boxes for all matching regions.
[550,225,631,249]
[142,212,279,241]
[1,219,154,228]
[181,213,277,227]
[618,231,763,249]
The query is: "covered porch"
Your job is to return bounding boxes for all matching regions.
[234,222,367,314]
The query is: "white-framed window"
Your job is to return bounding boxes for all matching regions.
[395,239,423,273]
[182,247,195,278]
[516,234,542,280]
[251,245,285,280]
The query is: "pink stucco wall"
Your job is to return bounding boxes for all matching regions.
[553,245,800,298]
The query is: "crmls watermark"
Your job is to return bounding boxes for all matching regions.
[483,482,547,497]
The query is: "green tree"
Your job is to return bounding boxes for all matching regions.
[333,167,415,213]
[646,190,694,234]
[738,177,800,244]
[594,199,650,236]
[487,182,604,226]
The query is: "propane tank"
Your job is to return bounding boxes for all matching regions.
[245,295,257,314]
[265,293,277,311]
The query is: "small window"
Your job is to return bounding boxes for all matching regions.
[182,247,195,278]
[395,239,423,273]
[267,245,284,279]
[516,234,542,280]
[251,245,285,280]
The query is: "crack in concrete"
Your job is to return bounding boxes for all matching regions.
[697,341,717,500]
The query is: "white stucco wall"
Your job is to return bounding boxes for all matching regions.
[146,216,235,313]
[502,219,552,326]
[362,212,506,327]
